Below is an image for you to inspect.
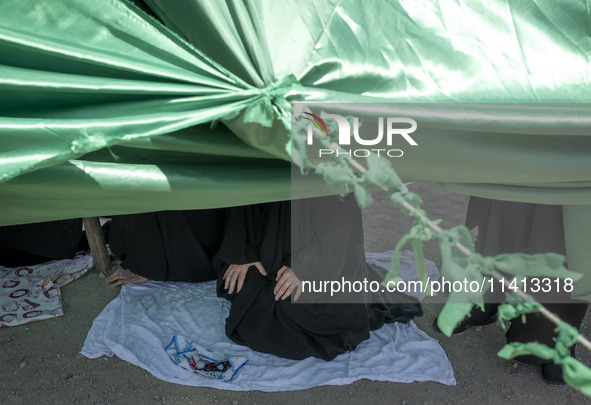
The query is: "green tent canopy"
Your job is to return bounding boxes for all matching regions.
[0,0,590,297]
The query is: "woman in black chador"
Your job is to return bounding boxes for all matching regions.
[0,220,83,267]
[108,194,421,361]
[108,208,227,284]
[433,197,589,385]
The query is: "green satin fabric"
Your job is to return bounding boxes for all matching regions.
[1,1,591,296]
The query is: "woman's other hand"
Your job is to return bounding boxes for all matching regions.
[274,266,302,301]
[223,261,267,294]
[106,267,149,287]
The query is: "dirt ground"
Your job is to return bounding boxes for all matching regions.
[1,184,590,405]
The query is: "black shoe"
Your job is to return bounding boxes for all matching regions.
[433,307,498,334]
[541,362,566,385]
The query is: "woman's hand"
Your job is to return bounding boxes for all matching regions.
[274,266,302,301]
[223,261,267,294]
[106,267,149,287]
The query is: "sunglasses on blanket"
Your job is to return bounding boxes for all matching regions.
[198,360,232,373]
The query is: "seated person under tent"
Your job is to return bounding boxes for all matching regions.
[107,194,422,361]
[0,219,105,267]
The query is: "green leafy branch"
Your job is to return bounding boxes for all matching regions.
[290,113,591,395]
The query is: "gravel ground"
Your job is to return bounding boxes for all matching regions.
[1,184,590,405]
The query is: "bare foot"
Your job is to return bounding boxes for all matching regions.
[105,267,149,287]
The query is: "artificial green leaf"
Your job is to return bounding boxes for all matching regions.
[437,302,474,337]
[492,253,581,281]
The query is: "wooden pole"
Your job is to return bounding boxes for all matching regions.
[82,217,111,273]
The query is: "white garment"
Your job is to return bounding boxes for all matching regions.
[81,280,455,391]
[0,253,93,327]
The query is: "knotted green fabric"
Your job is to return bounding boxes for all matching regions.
[499,321,591,395]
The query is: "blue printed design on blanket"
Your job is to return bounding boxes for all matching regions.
[165,335,247,381]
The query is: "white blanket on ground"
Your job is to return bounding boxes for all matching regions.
[81,280,455,391]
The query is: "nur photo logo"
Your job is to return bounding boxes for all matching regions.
[299,108,418,158]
